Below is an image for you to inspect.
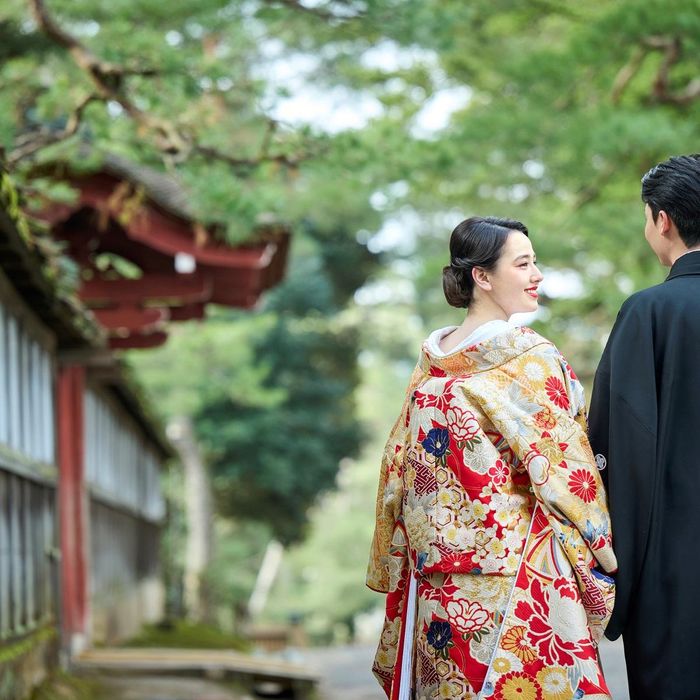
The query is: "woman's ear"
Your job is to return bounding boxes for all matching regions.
[472,267,492,291]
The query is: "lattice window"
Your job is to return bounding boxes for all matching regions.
[84,387,165,522]
[0,471,56,639]
[0,303,54,463]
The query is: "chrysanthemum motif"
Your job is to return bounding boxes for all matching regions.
[494,671,543,700]
[500,625,538,663]
[544,376,570,410]
[536,667,572,700]
[568,469,597,503]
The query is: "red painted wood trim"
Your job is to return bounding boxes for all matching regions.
[92,307,168,331]
[57,365,88,644]
[168,303,206,321]
[108,331,169,349]
[80,273,211,305]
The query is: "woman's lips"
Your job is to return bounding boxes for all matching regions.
[525,287,539,299]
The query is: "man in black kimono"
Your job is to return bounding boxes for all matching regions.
[589,154,700,699]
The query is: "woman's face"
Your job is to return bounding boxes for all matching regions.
[479,231,543,317]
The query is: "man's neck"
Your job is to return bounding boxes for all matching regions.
[671,246,700,265]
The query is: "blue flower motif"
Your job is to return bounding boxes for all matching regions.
[422,428,449,458]
[426,620,452,651]
[592,568,615,585]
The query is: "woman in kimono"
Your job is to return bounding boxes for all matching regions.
[367,216,617,700]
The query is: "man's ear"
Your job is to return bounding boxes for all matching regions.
[472,267,492,291]
[656,210,674,238]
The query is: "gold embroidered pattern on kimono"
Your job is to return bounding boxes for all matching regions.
[367,326,617,700]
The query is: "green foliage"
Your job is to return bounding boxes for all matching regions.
[5,0,700,637]
[123,619,249,651]
[30,671,104,700]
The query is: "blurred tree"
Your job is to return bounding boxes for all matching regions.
[130,223,378,545]
[3,0,700,634]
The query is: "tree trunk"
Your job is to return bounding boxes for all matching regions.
[169,415,214,624]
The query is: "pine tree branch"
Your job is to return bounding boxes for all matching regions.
[7,93,101,166]
[23,0,316,173]
[611,35,699,107]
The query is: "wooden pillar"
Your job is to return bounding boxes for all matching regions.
[57,364,88,654]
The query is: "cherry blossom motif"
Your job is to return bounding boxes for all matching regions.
[568,469,597,503]
[446,599,491,640]
[488,459,510,487]
[544,376,570,410]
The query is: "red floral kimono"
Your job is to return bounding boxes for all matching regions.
[367,326,617,700]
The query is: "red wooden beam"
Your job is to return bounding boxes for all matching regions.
[109,331,169,350]
[92,307,169,332]
[58,365,88,651]
[168,302,206,321]
[80,273,211,305]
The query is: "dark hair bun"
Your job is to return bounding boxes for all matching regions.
[442,216,529,310]
[442,264,471,308]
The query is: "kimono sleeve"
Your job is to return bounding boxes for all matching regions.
[588,298,658,640]
[366,364,424,593]
[470,346,618,578]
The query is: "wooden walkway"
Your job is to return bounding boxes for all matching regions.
[74,647,319,697]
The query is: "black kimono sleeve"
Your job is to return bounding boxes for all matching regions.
[588,297,658,640]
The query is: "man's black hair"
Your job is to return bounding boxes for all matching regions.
[642,154,700,247]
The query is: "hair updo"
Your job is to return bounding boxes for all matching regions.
[442,216,529,308]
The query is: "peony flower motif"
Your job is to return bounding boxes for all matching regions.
[533,406,556,430]
[494,671,543,700]
[568,469,597,503]
[421,427,450,459]
[544,376,570,410]
[488,459,510,487]
[426,620,453,659]
[446,406,480,444]
[501,625,538,663]
[446,599,490,640]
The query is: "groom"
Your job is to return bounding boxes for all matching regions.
[589,154,700,700]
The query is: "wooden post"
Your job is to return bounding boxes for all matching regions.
[57,364,88,655]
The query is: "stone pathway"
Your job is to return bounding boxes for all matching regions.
[98,675,251,700]
[302,640,631,700]
[87,640,630,700]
